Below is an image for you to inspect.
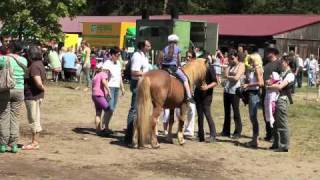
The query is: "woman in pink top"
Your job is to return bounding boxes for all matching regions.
[92,63,110,134]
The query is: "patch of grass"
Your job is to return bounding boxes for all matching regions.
[289,99,320,157]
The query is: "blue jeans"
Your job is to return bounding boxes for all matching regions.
[82,65,91,88]
[175,68,188,82]
[125,79,138,144]
[308,70,316,86]
[248,92,260,137]
[127,80,138,124]
[109,87,120,112]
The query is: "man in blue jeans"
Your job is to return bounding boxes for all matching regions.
[124,40,151,145]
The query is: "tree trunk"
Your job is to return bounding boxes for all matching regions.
[163,0,168,14]
[18,21,23,41]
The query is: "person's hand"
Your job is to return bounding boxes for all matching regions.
[121,88,125,96]
[242,84,248,89]
[266,80,271,86]
[201,84,209,91]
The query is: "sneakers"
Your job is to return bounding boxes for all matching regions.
[269,145,278,150]
[0,144,19,153]
[0,144,6,153]
[275,148,289,152]
[231,134,241,139]
[11,144,18,153]
[245,140,258,148]
[264,136,273,141]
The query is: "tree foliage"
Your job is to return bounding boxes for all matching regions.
[0,0,86,42]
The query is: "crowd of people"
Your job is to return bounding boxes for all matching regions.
[1,33,319,153]
[119,35,319,153]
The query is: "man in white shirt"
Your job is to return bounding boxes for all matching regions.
[304,54,319,86]
[125,40,151,145]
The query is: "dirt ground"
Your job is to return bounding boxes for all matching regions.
[0,83,319,180]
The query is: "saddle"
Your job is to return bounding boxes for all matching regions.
[162,65,192,101]
[162,65,182,82]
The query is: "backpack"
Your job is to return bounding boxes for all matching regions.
[0,56,15,92]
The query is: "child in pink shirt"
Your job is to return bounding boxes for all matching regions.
[92,63,110,134]
[264,72,281,128]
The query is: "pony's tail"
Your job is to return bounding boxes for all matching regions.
[136,76,152,147]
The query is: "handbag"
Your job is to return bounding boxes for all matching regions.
[0,57,15,92]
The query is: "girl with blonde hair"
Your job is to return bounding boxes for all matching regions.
[242,53,264,148]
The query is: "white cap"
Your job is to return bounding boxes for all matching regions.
[168,34,179,42]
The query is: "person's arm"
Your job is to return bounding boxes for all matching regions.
[227,63,245,81]
[224,66,230,77]
[304,59,308,68]
[74,54,78,66]
[177,52,181,67]
[33,76,45,91]
[201,68,218,91]
[267,73,294,90]
[120,76,125,96]
[201,81,218,91]
[102,78,110,97]
[267,79,289,91]
[218,51,225,65]
[295,58,301,75]
[62,56,65,67]
[295,62,300,75]
[156,51,164,67]
[85,48,91,64]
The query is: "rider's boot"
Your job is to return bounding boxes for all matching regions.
[183,81,194,103]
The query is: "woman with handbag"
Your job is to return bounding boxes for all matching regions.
[0,41,28,153]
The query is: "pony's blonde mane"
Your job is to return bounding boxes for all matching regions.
[182,58,207,87]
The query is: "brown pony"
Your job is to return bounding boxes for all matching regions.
[132,59,208,148]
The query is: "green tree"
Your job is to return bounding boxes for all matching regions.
[0,0,86,42]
